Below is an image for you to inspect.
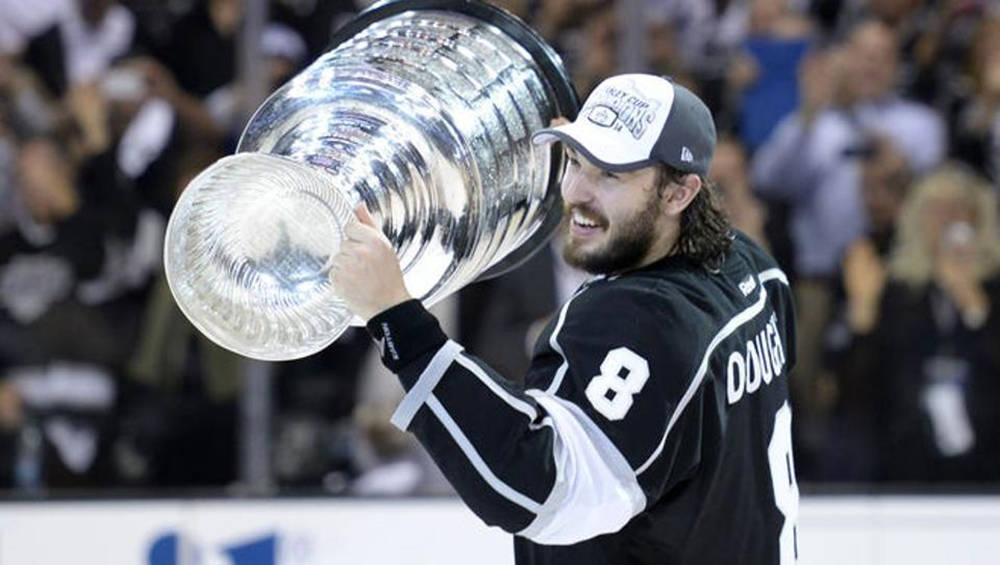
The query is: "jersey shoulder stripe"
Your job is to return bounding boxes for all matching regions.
[636,269,789,475]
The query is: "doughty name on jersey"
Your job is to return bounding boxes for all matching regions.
[726,312,786,405]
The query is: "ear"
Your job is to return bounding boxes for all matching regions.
[662,174,702,217]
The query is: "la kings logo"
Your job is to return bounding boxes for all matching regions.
[726,312,786,404]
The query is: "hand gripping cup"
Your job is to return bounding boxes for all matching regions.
[163,0,578,360]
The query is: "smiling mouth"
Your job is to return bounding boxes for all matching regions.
[569,208,606,232]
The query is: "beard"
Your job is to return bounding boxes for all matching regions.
[561,196,662,275]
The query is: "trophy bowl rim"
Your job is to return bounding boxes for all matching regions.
[163,153,354,361]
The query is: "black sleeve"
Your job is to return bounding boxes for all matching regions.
[366,282,707,545]
[367,299,558,534]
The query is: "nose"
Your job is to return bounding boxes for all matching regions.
[561,168,593,205]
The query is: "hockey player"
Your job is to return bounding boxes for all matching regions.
[332,74,799,565]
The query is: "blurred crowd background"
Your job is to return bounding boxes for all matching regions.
[0,0,999,497]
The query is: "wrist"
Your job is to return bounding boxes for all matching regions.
[359,290,413,322]
[366,299,447,376]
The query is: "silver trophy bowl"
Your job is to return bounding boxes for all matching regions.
[163,0,577,360]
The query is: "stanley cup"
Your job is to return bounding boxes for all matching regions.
[163,0,578,361]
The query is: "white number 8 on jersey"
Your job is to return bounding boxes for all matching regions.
[585,347,650,420]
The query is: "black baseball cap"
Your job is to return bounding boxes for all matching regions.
[532,74,716,176]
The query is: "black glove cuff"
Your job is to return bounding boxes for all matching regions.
[366,299,448,374]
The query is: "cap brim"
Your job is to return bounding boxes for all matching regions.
[532,124,657,173]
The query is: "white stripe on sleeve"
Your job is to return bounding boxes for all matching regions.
[455,354,538,420]
[518,391,646,545]
[390,340,464,431]
[425,394,544,513]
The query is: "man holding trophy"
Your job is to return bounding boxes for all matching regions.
[332,73,799,565]
[163,2,798,562]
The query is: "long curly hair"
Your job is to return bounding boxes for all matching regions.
[658,165,732,270]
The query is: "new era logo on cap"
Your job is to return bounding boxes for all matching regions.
[531,74,717,175]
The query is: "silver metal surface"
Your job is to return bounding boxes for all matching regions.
[164,7,568,360]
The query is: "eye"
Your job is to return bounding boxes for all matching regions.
[601,170,620,180]
[566,155,580,168]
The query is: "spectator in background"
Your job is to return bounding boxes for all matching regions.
[269,326,371,491]
[905,0,987,110]
[570,2,619,96]
[110,0,352,490]
[825,134,912,481]
[852,0,934,98]
[751,20,945,475]
[645,14,692,85]
[652,0,750,114]
[754,20,946,282]
[0,136,122,489]
[847,135,914,263]
[115,0,247,151]
[845,20,946,175]
[60,0,135,86]
[950,17,1000,186]
[120,147,243,488]
[0,36,61,143]
[111,0,365,490]
[840,164,1000,482]
[0,377,23,488]
[153,0,240,99]
[751,45,861,473]
[729,0,814,153]
[528,0,578,42]
[0,5,164,488]
[708,135,769,249]
[202,22,308,145]
[0,0,137,98]
[268,0,358,61]
[0,52,60,230]
[0,0,252,489]
[118,58,223,153]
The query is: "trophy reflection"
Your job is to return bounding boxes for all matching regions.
[163,0,577,360]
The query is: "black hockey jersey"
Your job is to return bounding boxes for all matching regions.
[367,232,798,565]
